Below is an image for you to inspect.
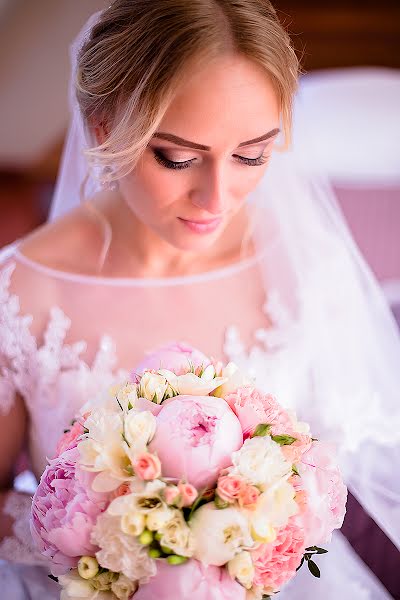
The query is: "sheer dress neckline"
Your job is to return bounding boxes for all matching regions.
[12,240,269,288]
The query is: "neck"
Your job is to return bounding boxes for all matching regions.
[86,191,255,278]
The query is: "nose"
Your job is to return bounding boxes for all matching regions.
[190,163,228,216]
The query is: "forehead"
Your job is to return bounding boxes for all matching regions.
[158,55,280,148]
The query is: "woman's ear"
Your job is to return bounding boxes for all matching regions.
[90,119,110,146]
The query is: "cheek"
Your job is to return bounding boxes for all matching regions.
[123,159,185,216]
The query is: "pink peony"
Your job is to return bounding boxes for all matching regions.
[149,396,243,490]
[30,446,109,576]
[225,387,293,437]
[133,452,162,480]
[252,517,306,593]
[298,441,347,547]
[132,342,211,378]
[55,420,85,456]
[217,475,243,503]
[134,559,246,600]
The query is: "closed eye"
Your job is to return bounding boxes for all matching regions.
[152,149,270,170]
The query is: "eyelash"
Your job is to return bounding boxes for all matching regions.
[152,149,269,170]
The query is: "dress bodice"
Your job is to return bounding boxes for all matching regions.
[0,242,308,480]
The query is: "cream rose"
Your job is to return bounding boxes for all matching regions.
[158,368,227,396]
[124,410,157,451]
[228,551,255,589]
[212,362,254,398]
[158,509,194,557]
[139,372,170,404]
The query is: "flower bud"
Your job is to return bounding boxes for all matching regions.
[166,555,188,565]
[139,529,154,545]
[77,556,99,580]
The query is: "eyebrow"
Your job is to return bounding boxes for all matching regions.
[152,128,280,151]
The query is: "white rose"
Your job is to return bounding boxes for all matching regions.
[121,511,146,536]
[159,509,194,557]
[228,551,255,589]
[124,410,156,450]
[158,369,227,396]
[116,383,138,412]
[212,362,254,398]
[260,479,299,528]
[190,504,253,566]
[139,372,169,404]
[111,573,138,600]
[231,436,291,489]
[146,504,175,531]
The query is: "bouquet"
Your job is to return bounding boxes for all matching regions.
[31,342,347,599]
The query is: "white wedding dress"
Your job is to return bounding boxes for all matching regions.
[0,234,396,599]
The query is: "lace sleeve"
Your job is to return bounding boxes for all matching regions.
[0,255,47,566]
[0,259,37,415]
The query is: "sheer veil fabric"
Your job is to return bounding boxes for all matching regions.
[0,8,399,600]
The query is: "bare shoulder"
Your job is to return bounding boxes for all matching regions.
[17,197,109,275]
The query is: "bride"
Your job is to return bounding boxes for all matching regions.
[0,1,399,598]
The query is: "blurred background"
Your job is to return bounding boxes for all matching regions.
[0,1,399,597]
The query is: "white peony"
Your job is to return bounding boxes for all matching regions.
[228,551,255,589]
[158,509,194,557]
[139,372,170,404]
[190,504,253,566]
[212,362,254,398]
[124,410,156,451]
[91,513,156,584]
[158,368,227,396]
[231,436,291,489]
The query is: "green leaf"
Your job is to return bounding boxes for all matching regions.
[271,434,297,446]
[251,423,272,437]
[305,546,328,554]
[307,559,321,578]
[292,465,300,476]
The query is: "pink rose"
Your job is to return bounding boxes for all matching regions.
[55,420,85,456]
[225,387,293,437]
[217,475,243,503]
[238,484,260,508]
[149,396,243,490]
[30,447,109,576]
[133,452,162,480]
[164,485,181,505]
[252,517,306,593]
[298,441,347,547]
[134,559,246,600]
[178,482,198,507]
[132,342,211,379]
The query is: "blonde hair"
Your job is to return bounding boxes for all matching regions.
[76,0,299,184]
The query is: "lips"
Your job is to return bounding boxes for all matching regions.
[178,216,223,235]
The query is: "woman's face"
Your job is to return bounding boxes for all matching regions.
[119,54,280,253]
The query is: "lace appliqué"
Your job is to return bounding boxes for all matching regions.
[0,261,129,416]
[0,492,46,566]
